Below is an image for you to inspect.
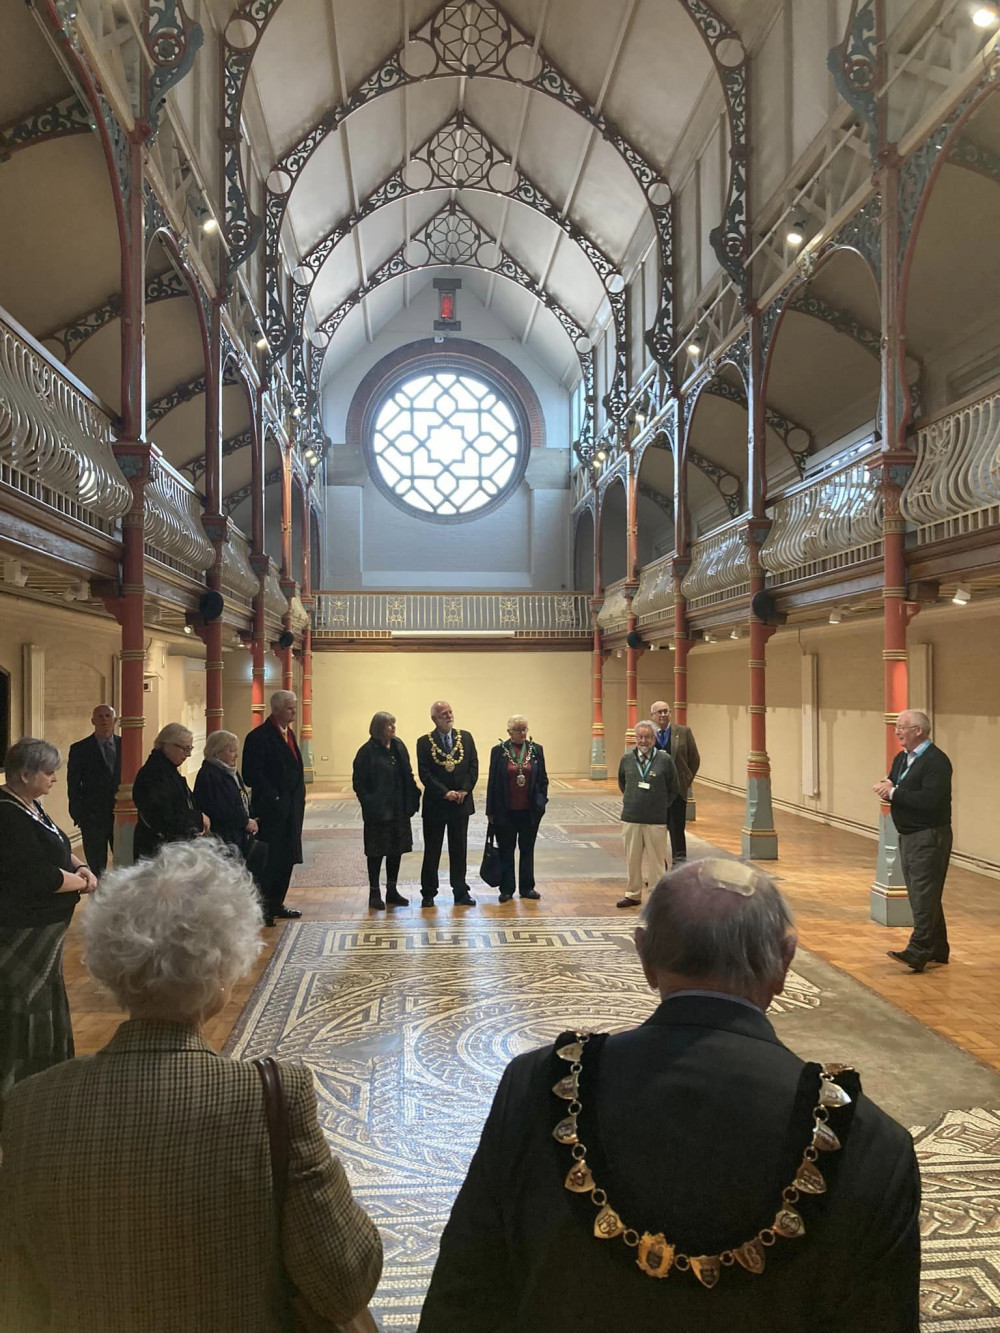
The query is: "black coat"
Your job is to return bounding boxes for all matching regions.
[241,719,305,867]
[193,762,251,854]
[66,734,121,830]
[131,749,203,862]
[889,743,952,835]
[485,742,549,823]
[0,790,77,928]
[416,730,478,820]
[352,737,420,825]
[420,996,920,1333]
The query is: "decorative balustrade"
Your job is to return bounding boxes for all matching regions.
[263,559,288,620]
[0,307,130,532]
[288,594,311,631]
[681,519,750,608]
[901,384,1000,542]
[315,591,591,637]
[595,579,630,633]
[633,553,676,626]
[762,443,883,584]
[219,525,259,606]
[144,448,214,579]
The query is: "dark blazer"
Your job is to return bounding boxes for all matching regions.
[241,718,305,866]
[66,734,121,830]
[889,743,952,835]
[416,730,478,820]
[132,749,203,862]
[352,737,420,825]
[0,790,77,928]
[485,742,549,823]
[653,723,700,793]
[420,996,920,1333]
[193,762,251,854]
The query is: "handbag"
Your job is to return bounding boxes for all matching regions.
[480,826,502,888]
[246,835,269,880]
[254,1057,380,1333]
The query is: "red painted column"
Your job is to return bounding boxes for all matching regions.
[299,480,314,782]
[280,446,294,690]
[624,449,640,746]
[742,523,778,860]
[249,395,267,730]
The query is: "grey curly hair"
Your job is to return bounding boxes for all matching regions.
[83,840,263,1020]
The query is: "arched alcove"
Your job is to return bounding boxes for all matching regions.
[574,508,595,592]
[600,478,628,586]
[636,439,675,566]
[684,366,748,537]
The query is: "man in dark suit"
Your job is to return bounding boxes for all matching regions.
[416,700,478,908]
[241,690,305,927]
[420,859,920,1332]
[66,704,121,876]
[651,700,700,861]
[874,709,952,973]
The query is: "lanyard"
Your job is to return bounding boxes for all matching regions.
[635,752,654,782]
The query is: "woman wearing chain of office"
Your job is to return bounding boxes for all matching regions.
[485,715,549,903]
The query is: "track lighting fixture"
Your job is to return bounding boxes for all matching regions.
[973,4,999,29]
[686,341,701,358]
[952,583,972,605]
[201,216,219,234]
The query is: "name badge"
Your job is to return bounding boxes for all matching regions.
[638,781,651,790]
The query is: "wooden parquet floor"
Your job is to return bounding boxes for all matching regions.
[64,782,1000,1070]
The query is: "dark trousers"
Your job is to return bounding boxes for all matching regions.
[495,811,539,897]
[899,825,951,961]
[262,855,294,915]
[80,819,114,877]
[667,792,689,860]
[421,813,470,896]
[367,854,402,890]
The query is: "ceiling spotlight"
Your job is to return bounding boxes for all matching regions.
[952,583,972,605]
[686,341,701,358]
[703,631,715,644]
[596,449,607,461]
[183,624,194,636]
[667,642,675,651]
[973,4,999,27]
[786,218,806,247]
[255,331,268,351]
[615,649,623,658]
[201,216,219,234]
[649,643,659,652]
[635,411,647,430]
[828,608,842,624]
[730,628,740,640]
[292,406,302,418]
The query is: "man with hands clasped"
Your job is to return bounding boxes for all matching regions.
[416,700,478,908]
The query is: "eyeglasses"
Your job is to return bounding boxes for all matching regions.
[170,743,194,754]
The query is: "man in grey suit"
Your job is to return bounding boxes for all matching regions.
[651,701,700,862]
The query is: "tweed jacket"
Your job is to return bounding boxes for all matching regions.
[0,1019,382,1332]
[653,722,700,793]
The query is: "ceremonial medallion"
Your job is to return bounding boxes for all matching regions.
[444,759,456,772]
[636,1233,675,1278]
[689,1255,721,1289]
[516,772,526,787]
[733,1239,766,1273]
[594,1205,623,1239]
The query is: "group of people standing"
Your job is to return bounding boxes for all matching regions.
[352,700,549,909]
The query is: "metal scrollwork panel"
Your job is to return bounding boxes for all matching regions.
[145,0,204,135]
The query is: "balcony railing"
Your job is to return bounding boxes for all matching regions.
[0,306,130,532]
[762,442,883,585]
[901,383,1000,543]
[144,448,214,580]
[633,553,676,626]
[681,518,750,609]
[263,559,288,620]
[595,579,629,633]
[315,591,591,637]
[220,525,260,607]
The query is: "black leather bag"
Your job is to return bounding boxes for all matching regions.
[480,827,502,888]
[245,835,269,881]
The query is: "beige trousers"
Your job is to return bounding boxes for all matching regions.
[622,821,670,901]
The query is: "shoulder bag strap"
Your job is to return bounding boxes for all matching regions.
[254,1056,294,1330]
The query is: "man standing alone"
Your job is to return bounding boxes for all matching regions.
[616,720,678,909]
[242,690,305,927]
[650,700,699,862]
[874,709,952,973]
[67,704,121,876]
[416,700,478,908]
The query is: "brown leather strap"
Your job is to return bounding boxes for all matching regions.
[254,1056,293,1329]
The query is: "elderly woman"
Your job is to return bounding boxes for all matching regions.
[132,722,208,861]
[352,711,421,910]
[0,840,383,1330]
[193,730,258,859]
[485,714,549,903]
[0,738,96,1101]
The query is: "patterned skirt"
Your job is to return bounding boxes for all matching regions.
[0,919,74,1102]
[363,816,414,859]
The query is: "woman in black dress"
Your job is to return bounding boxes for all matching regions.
[0,737,97,1100]
[352,711,421,910]
[132,723,208,861]
[193,729,258,859]
[486,713,549,903]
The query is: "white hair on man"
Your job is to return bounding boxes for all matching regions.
[83,840,262,1021]
[204,729,239,762]
[270,690,296,710]
[506,714,529,730]
[634,720,656,742]
[153,722,193,750]
[899,709,931,735]
[638,857,794,995]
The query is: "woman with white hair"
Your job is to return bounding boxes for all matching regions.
[132,722,208,861]
[485,715,549,903]
[0,738,97,1100]
[0,840,383,1330]
[193,730,258,860]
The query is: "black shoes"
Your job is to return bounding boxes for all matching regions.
[887,949,926,973]
[520,889,541,900]
[368,892,386,910]
[273,906,302,919]
[386,887,409,907]
[421,894,437,908]
[453,892,477,906]
[498,892,513,903]
[263,915,275,928]
[616,896,640,909]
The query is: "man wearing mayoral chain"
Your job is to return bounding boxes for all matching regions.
[416,700,478,907]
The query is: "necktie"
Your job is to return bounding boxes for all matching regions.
[102,739,115,772]
[658,730,667,748]
[443,732,453,754]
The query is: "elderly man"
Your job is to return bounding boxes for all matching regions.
[67,704,121,876]
[874,709,953,973]
[241,690,305,927]
[420,860,921,1333]
[650,700,700,862]
[416,700,478,908]
[616,720,678,909]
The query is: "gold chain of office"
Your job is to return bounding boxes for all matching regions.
[427,730,465,773]
[551,1032,854,1287]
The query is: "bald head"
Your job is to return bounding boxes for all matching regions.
[635,858,796,1009]
[430,700,454,731]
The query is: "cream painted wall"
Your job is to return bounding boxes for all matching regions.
[310,649,591,779]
